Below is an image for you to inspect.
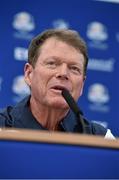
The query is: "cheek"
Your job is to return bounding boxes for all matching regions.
[31,69,52,92]
[73,79,84,99]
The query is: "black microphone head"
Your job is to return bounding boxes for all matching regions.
[61,89,80,116]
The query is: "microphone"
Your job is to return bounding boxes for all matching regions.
[61,89,86,133]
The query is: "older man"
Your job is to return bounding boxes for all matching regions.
[0,29,115,138]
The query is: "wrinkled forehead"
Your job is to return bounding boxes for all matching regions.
[39,37,84,59]
[35,37,85,70]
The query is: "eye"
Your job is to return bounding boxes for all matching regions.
[47,61,56,65]
[44,59,58,69]
[70,65,82,74]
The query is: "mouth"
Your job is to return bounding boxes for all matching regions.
[50,85,70,93]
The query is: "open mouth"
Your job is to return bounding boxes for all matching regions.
[51,85,68,92]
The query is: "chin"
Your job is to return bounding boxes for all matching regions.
[48,100,69,109]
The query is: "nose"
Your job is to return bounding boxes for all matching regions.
[55,63,69,80]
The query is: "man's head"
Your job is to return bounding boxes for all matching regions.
[24,29,88,109]
[28,29,88,76]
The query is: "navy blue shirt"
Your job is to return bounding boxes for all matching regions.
[0,96,107,135]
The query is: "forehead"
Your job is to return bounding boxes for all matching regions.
[39,37,85,63]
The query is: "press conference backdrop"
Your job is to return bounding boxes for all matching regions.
[0,0,119,136]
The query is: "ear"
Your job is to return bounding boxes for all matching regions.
[24,63,33,87]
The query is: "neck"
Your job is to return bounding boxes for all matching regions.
[29,97,69,130]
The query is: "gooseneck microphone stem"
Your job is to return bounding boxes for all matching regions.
[61,89,86,134]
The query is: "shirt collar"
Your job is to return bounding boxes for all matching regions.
[12,95,81,132]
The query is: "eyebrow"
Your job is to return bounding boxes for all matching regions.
[47,56,83,65]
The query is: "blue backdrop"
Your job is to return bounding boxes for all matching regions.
[0,0,119,136]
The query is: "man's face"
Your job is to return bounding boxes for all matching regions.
[25,37,85,109]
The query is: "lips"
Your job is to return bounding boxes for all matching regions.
[50,85,71,92]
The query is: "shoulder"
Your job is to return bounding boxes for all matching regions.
[81,115,107,136]
[90,121,115,139]
[0,106,13,127]
[90,121,107,136]
[0,96,30,128]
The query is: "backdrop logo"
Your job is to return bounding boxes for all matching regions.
[14,47,28,61]
[88,58,115,72]
[86,21,108,50]
[87,83,110,113]
[52,19,69,29]
[13,12,35,31]
[12,12,35,40]
[12,75,30,102]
